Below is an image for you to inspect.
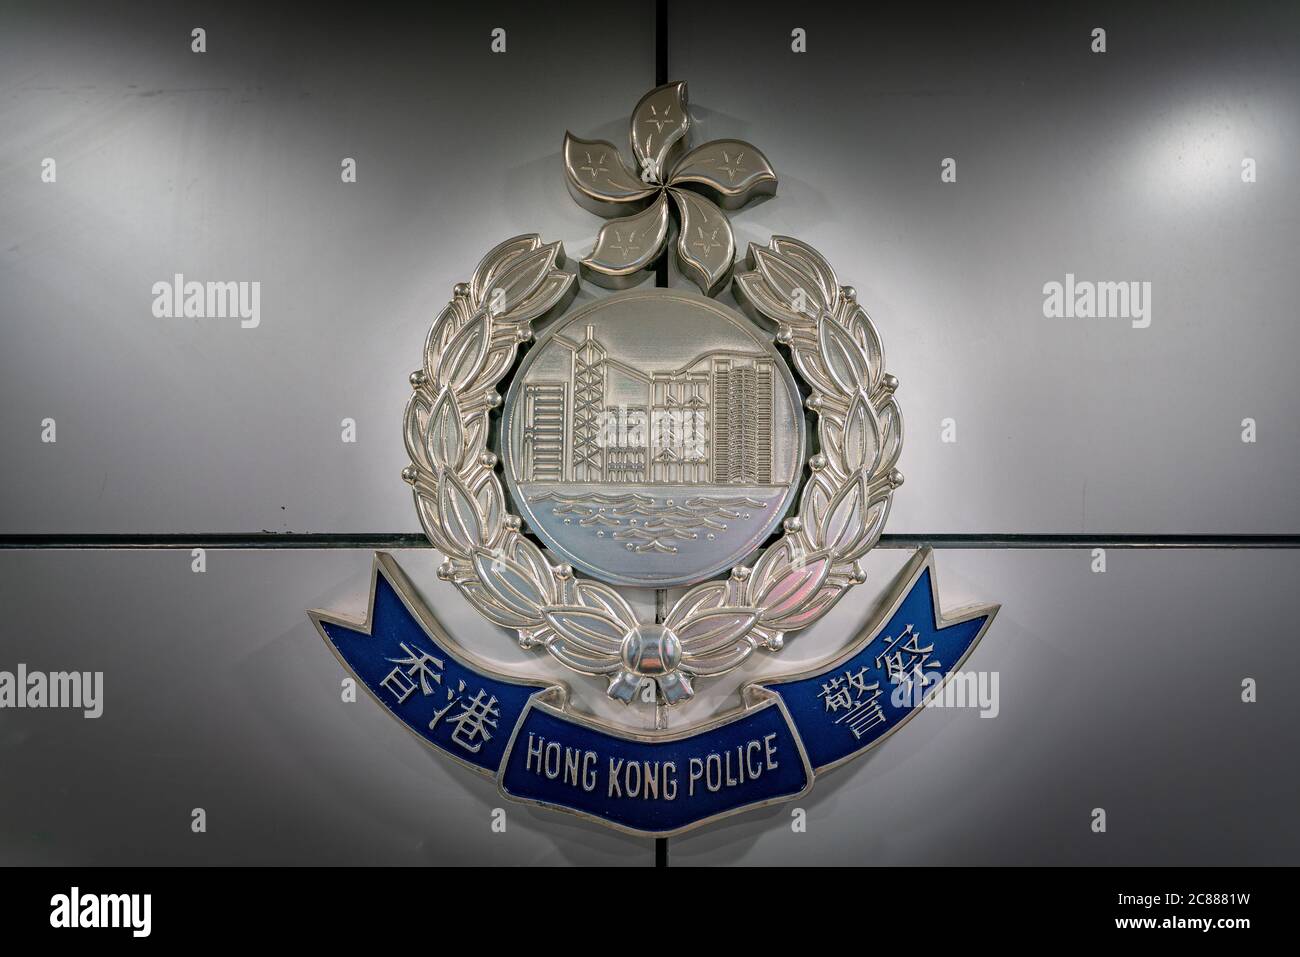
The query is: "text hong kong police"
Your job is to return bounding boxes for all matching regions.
[522,732,782,800]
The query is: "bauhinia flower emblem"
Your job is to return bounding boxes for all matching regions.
[404,86,896,708]
[564,81,776,296]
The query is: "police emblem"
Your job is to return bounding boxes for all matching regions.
[310,83,999,837]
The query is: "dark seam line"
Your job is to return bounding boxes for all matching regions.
[653,0,669,292]
[654,0,670,872]
[0,533,1297,550]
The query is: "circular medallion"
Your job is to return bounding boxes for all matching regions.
[404,232,902,705]
[499,288,805,587]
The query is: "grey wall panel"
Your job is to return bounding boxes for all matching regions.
[1,546,1291,864]
[4,2,1295,536]
[1,1,1295,872]
[672,547,1299,865]
[0,548,645,865]
[669,1,1300,533]
[0,1,654,533]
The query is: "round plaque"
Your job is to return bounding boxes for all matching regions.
[499,287,805,587]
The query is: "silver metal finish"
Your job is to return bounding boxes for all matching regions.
[488,546,994,839]
[336,78,996,840]
[564,81,776,295]
[405,227,901,706]
[498,287,804,588]
[8,547,1294,863]
[309,547,990,839]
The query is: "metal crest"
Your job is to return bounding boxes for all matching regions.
[311,547,997,837]
[312,81,997,838]
[564,82,776,295]
[498,287,807,589]
[401,233,900,705]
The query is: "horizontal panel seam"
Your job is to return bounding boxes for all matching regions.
[1,534,1298,550]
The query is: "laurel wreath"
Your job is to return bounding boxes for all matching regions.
[404,234,902,706]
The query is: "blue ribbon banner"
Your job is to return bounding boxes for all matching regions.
[311,550,997,837]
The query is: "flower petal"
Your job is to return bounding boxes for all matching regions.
[663,581,728,629]
[630,81,690,182]
[502,270,577,327]
[751,243,824,319]
[436,311,489,393]
[470,235,541,306]
[877,396,903,474]
[669,188,735,297]
[754,550,832,624]
[818,312,870,394]
[436,471,484,554]
[470,235,575,328]
[403,390,433,473]
[543,637,621,677]
[563,132,656,216]
[819,474,866,555]
[542,606,629,656]
[579,194,669,289]
[476,240,563,319]
[682,644,754,677]
[841,389,882,476]
[573,579,639,631]
[421,297,467,384]
[471,538,552,621]
[455,579,538,631]
[770,236,839,313]
[426,386,465,472]
[669,139,777,210]
[674,607,759,656]
[733,269,803,328]
[765,582,848,632]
